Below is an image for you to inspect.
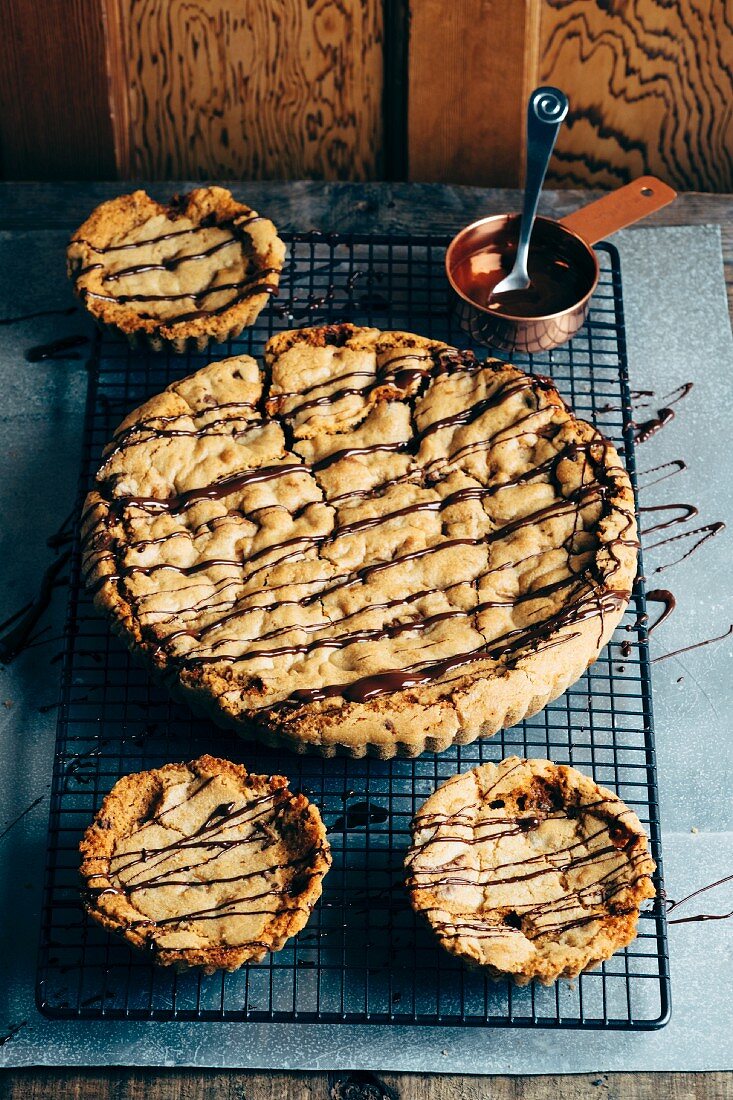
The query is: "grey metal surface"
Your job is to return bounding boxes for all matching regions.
[0,224,731,1071]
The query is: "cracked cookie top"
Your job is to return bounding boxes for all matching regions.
[79,755,331,973]
[81,324,637,758]
[405,757,656,984]
[67,187,286,351]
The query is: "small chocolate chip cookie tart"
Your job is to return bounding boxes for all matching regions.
[67,186,286,353]
[79,755,331,973]
[81,323,637,758]
[405,757,656,985]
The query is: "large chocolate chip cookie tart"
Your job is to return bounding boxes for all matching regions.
[81,324,638,758]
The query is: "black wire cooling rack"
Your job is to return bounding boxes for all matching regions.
[36,232,670,1029]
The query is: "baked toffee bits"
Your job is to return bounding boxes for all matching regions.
[81,324,637,758]
[79,756,331,973]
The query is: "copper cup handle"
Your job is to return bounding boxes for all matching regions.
[559,176,677,246]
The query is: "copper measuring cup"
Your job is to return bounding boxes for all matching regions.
[446,176,677,354]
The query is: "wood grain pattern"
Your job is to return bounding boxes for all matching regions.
[540,0,733,193]
[407,0,541,187]
[108,0,383,181]
[0,1069,731,1099]
[0,0,117,180]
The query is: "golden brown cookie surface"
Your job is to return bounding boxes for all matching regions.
[67,187,286,352]
[82,324,637,757]
[405,757,656,985]
[79,755,331,973]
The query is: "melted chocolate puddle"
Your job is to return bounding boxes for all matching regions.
[331,802,389,831]
[653,623,732,664]
[666,871,733,925]
[0,549,71,664]
[25,334,89,362]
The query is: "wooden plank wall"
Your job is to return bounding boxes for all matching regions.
[0,0,117,179]
[407,0,541,189]
[539,0,733,192]
[106,0,384,181]
[0,0,730,190]
[407,0,733,193]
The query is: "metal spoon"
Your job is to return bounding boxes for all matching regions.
[491,86,569,297]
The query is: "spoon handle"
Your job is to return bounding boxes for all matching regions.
[515,87,569,281]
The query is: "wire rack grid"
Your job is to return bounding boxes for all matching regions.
[36,231,670,1029]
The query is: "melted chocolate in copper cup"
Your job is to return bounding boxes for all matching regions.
[447,215,597,354]
[446,176,677,354]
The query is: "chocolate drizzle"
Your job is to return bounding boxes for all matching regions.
[84,337,638,712]
[0,549,71,664]
[0,1021,27,1047]
[25,334,89,362]
[71,213,278,327]
[652,623,732,664]
[640,503,698,536]
[666,871,733,926]
[0,305,77,326]
[0,795,44,841]
[637,459,686,490]
[632,382,693,444]
[84,773,328,952]
[647,521,726,574]
[634,407,675,444]
[645,589,676,636]
[407,777,653,946]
